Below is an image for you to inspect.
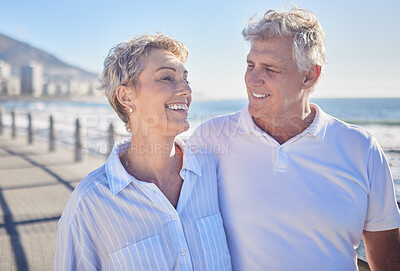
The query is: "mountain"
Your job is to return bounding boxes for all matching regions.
[0,33,98,81]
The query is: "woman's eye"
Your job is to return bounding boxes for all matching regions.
[162,76,172,81]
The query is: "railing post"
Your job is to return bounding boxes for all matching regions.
[28,112,33,144]
[0,109,3,135]
[11,110,16,139]
[75,118,82,162]
[49,115,55,152]
[107,122,115,156]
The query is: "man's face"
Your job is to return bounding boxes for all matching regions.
[245,36,309,124]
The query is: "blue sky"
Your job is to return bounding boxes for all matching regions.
[1,0,399,99]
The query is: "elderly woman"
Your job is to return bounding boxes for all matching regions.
[53,33,231,270]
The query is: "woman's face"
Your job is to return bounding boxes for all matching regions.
[129,49,192,137]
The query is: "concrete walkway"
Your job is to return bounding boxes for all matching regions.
[0,134,105,270]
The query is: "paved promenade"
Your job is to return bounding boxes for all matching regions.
[0,134,105,270]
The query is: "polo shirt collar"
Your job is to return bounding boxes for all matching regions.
[237,107,263,135]
[106,138,202,196]
[305,103,328,139]
[237,104,328,139]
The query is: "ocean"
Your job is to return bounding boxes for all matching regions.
[0,97,399,260]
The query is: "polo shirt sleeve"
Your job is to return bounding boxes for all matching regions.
[364,137,400,231]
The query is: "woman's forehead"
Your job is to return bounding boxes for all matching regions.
[144,49,186,72]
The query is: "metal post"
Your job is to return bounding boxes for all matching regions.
[107,122,115,156]
[75,118,82,162]
[28,113,33,144]
[49,115,55,152]
[11,110,16,139]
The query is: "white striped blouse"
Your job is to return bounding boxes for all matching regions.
[53,138,231,271]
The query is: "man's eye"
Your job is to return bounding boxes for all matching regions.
[184,78,190,85]
[162,76,172,81]
[247,64,255,69]
[266,67,277,73]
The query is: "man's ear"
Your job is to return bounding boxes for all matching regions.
[302,65,321,90]
[115,85,134,110]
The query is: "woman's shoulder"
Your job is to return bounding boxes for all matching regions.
[61,164,108,222]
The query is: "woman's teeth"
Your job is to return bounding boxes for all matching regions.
[166,104,188,111]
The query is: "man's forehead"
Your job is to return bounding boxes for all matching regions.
[247,38,292,62]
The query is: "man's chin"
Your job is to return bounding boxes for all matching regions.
[248,103,265,118]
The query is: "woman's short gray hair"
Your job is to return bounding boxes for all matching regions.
[242,6,326,72]
[99,33,188,124]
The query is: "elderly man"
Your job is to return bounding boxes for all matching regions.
[188,6,400,271]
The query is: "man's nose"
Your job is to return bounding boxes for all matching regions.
[246,69,264,87]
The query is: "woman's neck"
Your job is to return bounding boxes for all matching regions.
[122,134,179,184]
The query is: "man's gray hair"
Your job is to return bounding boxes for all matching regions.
[242,6,326,72]
[99,33,188,124]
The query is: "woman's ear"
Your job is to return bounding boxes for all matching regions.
[116,85,134,110]
[302,65,321,90]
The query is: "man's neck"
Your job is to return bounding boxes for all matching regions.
[253,105,316,145]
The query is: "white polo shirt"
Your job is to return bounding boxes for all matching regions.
[188,104,400,271]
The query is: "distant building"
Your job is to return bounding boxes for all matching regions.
[0,60,17,95]
[67,79,93,96]
[5,76,21,96]
[20,63,43,97]
[43,81,57,96]
[0,60,11,79]
[0,80,6,95]
[88,80,102,97]
[55,81,68,96]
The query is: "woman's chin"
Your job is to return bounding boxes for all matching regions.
[177,124,190,135]
[164,121,190,137]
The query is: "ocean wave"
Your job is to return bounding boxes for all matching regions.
[344,120,400,126]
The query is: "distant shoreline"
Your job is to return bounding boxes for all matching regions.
[1,95,400,104]
[0,95,109,104]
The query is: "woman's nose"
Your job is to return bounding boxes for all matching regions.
[178,79,192,96]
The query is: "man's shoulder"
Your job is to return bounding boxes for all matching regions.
[324,113,375,145]
[191,110,242,137]
[199,110,242,127]
[61,164,108,222]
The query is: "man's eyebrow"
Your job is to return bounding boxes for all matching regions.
[246,59,278,68]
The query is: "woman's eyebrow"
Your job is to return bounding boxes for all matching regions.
[156,66,176,72]
[156,67,188,75]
